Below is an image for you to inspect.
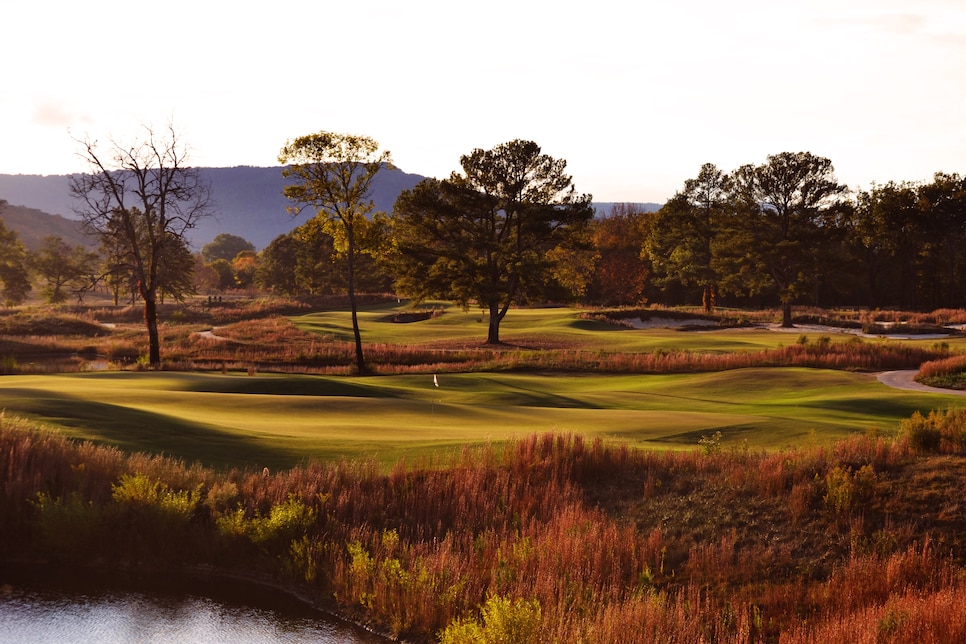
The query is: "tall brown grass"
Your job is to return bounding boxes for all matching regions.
[3,414,966,642]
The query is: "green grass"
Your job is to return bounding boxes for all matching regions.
[291,301,966,354]
[0,368,960,470]
[4,301,964,471]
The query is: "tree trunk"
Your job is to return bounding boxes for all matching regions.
[702,283,717,313]
[346,240,366,374]
[486,301,502,345]
[781,301,793,328]
[144,294,161,366]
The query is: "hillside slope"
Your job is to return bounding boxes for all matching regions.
[0,166,426,250]
[0,203,90,251]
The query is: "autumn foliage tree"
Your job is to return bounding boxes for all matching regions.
[591,204,651,306]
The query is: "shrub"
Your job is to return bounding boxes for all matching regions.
[900,411,943,453]
[824,464,876,516]
[699,431,723,455]
[32,492,104,558]
[111,472,201,519]
[439,595,543,644]
[216,494,316,550]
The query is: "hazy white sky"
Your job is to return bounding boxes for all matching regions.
[2,0,964,203]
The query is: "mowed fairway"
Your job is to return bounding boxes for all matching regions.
[0,367,959,470]
[292,302,800,353]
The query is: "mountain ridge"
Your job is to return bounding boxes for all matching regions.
[0,167,661,251]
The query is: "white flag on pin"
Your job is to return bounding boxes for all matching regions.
[433,374,439,388]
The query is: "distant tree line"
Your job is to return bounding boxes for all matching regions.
[643,155,966,320]
[257,150,966,322]
[2,130,965,364]
[5,151,964,321]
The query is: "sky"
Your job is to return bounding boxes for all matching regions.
[2,0,965,204]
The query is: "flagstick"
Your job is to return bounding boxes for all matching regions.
[432,373,439,419]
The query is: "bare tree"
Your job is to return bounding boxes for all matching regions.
[70,124,212,365]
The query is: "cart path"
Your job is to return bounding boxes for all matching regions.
[877,370,966,395]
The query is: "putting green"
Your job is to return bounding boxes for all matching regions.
[0,368,961,470]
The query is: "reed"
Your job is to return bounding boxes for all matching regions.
[3,414,966,643]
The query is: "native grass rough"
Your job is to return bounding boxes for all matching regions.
[2,417,966,643]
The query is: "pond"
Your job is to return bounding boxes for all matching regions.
[0,564,387,643]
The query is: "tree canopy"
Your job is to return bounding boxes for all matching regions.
[646,163,733,312]
[30,235,99,303]
[732,152,847,326]
[0,201,31,306]
[202,233,255,263]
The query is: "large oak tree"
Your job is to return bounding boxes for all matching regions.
[730,152,846,327]
[392,139,593,344]
[70,124,212,365]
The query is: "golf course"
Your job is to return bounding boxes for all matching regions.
[0,301,962,470]
[6,300,966,643]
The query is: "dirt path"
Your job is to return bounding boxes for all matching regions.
[877,370,966,395]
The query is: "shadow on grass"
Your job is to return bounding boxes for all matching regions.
[71,372,400,398]
[798,395,951,419]
[177,375,400,398]
[475,376,604,409]
[644,423,795,448]
[0,388,299,471]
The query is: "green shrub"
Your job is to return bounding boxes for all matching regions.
[438,595,542,644]
[112,473,201,519]
[216,495,316,551]
[33,492,103,558]
[824,464,876,515]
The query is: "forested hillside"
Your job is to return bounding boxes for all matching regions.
[0,203,90,251]
[0,165,427,250]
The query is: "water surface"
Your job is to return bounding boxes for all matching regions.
[0,566,385,644]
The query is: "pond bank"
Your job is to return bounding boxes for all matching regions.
[0,559,392,643]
